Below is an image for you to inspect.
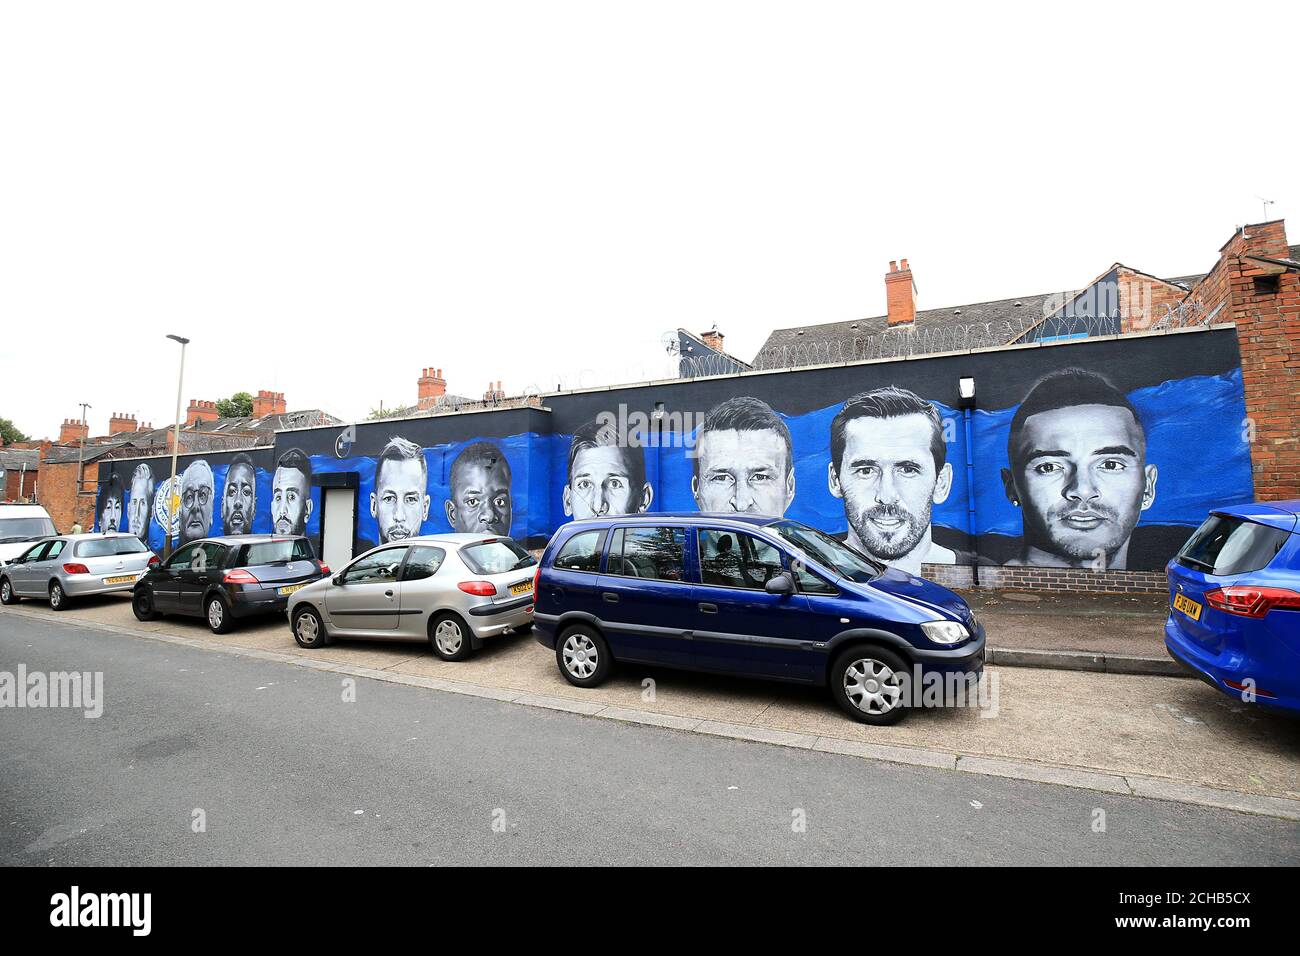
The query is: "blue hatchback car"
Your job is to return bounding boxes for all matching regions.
[1165,500,1300,716]
[532,514,986,724]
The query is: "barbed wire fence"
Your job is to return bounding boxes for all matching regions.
[675,298,1217,379]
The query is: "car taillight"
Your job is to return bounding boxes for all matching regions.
[148,555,160,568]
[316,561,331,576]
[223,568,259,585]
[1204,586,1300,618]
[458,580,497,596]
[62,563,90,575]
[533,565,541,596]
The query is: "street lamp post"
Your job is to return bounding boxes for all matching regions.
[164,334,190,558]
[75,401,91,527]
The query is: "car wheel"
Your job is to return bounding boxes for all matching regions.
[0,577,18,605]
[132,588,159,621]
[430,612,474,661]
[206,594,234,634]
[49,581,68,611]
[831,645,910,725]
[556,625,612,688]
[292,606,328,649]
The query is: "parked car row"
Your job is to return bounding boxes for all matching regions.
[5,498,1297,724]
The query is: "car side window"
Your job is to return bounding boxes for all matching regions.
[793,565,836,594]
[200,543,227,571]
[698,530,784,590]
[166,543,200,569]
[342,546,406,584]
[44,540,66,561]
[554,530,603,573]
[613,527,687,582]
[19,541,50,563]
[402,546,445,581]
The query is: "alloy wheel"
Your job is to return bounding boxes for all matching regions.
[208,599,224,630]
[562,633,599,680]
[296,611,319,644]
[434,619,463,656]
[842,657,903,715]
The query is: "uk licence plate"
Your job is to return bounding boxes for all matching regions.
[104,574,137,585]
[278,583,307,596]
[1173,593,1202,621]
[510,581,533,596]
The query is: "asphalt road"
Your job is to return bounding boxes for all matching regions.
[2,614,1296,865]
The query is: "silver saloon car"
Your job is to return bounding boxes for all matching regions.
[0,533,157,611]
[286,534,536,660]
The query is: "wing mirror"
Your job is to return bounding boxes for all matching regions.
[765,572,794,596]
[332,574,344,586]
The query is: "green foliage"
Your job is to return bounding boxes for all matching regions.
[216,391,255,418]
[0,417,30,446]
[366,404,416,421]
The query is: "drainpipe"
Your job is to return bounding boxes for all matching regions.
[963,408,979,589]
[957,377,979,589]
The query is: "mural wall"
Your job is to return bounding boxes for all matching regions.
[96,328,1254,573]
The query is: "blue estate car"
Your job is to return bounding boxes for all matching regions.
[531,514,985,724]
[1165,501,1300,716]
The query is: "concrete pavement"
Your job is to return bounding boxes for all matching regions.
[3,613,1297,866]
[2,594,1298,815]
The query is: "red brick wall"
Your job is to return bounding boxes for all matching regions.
[38,459,99,533]
[1219,221,1300,501]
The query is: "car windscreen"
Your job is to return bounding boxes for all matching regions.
[459,539,536,575]
[76,537,149,558]
[0,516,57,544]
[240,539,314,566]
[1176,514,1290,576]
[766,520,883,583]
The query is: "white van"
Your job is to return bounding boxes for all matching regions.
[0,503,58,566]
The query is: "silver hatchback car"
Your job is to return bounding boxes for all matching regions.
[0,533,157,611]
[286,534,536,660]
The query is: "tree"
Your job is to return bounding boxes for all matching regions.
[0,417,30,446]
[216,392,254,418]
[366,403,416,421]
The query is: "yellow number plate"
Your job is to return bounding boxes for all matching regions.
[510,581,533,596]
[1173,593,1202,621]
[278,583,307,596]
[104,574,137,585]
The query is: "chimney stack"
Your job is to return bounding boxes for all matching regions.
[417,367,448,410]
[108,412,138,435]
[700,327,725,352]
[252,390,287,417]
[186,400,219,425]
[483,380,505,402]
[58,418,89,444]
[885,258,917,326]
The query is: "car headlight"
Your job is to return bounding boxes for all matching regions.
[920,620,970,645]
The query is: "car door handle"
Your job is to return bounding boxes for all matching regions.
[385,590,394,598]
[602,592,619,603]
[699,603,718,614]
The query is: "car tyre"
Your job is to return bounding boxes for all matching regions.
[556,624,612,688]
[0,577,18,605]
[292,605,328,649]
[49,580,68,611]
[830,645,910,725]
[430,611,474,661]
[132,587,159,621]
[206,594,235,634]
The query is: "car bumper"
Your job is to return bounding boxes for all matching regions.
[465,596,535,644]
[229,583,320,619]
[61,572,146,597]
[1165,616,1300,715]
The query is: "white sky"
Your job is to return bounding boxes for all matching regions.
[2,1,1296,440]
